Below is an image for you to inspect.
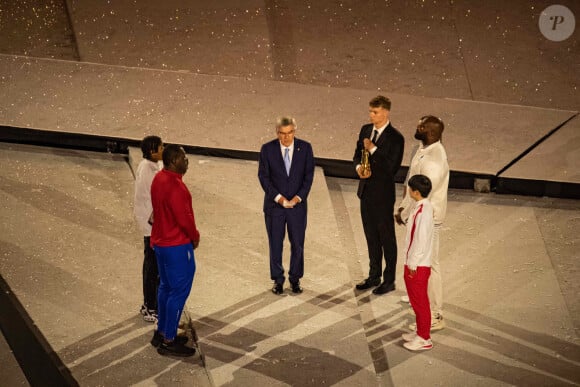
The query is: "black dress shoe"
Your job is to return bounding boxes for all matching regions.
[355,278,381,290]
[151,331,188,348]
[290,282,303,294]
[272,283,283,295]
[372,282,395,295]
[157,341,196,357]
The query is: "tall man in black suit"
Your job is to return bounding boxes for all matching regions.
[353,96,405,295]
[259,116,315,295]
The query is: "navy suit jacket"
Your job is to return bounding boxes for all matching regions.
[258,138,315,214]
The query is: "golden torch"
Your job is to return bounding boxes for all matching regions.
[361,147,370,176]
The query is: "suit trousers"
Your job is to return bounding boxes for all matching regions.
[154,243,195,341]
[404,265,431,340]
[265,205,306,284]
[143,236,159,311]
[360,199,398,284]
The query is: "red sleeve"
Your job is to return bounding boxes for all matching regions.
[167,184,200,244]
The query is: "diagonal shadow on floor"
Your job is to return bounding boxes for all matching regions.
[59,315,205,386]
[193,285,376,386]
[365,301,580,386]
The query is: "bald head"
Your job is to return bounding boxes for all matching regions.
[415,115,444,144]
[422,115,444,137]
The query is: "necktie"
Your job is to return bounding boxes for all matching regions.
[284,147,291,175]
[371,129,378,143]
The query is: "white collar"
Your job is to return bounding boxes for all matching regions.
[373,121,389,134]
[420,140,441,151]
[279,141,295,151]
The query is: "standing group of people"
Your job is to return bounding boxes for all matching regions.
[134,138,200,357]
[353,96,450,351]
[258,95,449,352]
[132,94,448,357]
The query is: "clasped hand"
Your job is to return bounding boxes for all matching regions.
[278,195,300,208]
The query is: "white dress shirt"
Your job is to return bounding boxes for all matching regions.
[369,121,388,155]
[274,141,300,203]
[134,158,161,236]
[280,142,295,162]
[355,121,389,172]
[398,141,449,225]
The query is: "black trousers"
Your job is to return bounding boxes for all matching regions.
[360,199,398,285]
[143,236,159,311]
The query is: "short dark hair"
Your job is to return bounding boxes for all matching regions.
[162,144,182,168]
[420,115,444,133]
[369,95,391,110]
[141,135,162,160]
[408,174,432,198]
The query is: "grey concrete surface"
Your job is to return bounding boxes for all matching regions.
[0,0,78,61]
[1,143,578,386]
[328,178,580,386]
[0,143,210,386]
[1,0,579,182]
[1,0,579,385]
[0,330,29,386]
[62,0,579,111]
[501,114,580,183]
[0,54,576,179]
[3,1,577,110]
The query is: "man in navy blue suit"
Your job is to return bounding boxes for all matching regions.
[258,116,315,295]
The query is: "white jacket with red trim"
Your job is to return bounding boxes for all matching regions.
[405,198,434,270]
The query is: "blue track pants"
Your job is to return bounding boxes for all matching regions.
[154,243,195,341]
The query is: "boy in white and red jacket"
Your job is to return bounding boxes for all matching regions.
[402,174,434,351]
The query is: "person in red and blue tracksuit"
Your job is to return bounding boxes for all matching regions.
[150,144,200,357]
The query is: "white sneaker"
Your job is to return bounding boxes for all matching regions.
[409,314,446,331]
[400,295,410,303]
[431,315,446,330]
[403,335,433,351]
[401,331,417,342]
[140,305,158,323]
